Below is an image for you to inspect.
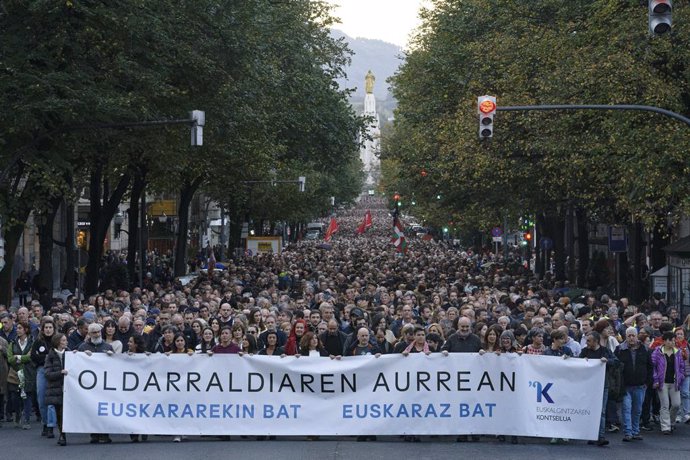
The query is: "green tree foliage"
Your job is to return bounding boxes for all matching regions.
[384,0,690,255]
[0,0,363,298]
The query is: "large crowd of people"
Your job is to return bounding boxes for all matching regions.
[0,197,688,447]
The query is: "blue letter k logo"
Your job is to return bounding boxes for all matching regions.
[535,382,554,403]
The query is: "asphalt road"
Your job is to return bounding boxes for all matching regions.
[2,422,689,460]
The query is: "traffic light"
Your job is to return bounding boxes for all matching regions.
[649,0,672,35]
[477,95,497,139]
[524,232,532,243]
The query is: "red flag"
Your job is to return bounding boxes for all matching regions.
[356,210,373,235]
[364,210,372,229]
[324,217,338,241]
[208,247,216,274]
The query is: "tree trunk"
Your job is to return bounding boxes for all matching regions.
[0,224,25,305]
[127,173,145,287]
[628,222,643,302]
[576,207,589,287]
[174,178,201,277]
[551,210,567,282]
[0,177,38,305]
[651,224,669,273]
[535,212,545,277]
[84,163,131,296]
[64,199,77,291]
[36,198,61,296]
[566,207,576,284]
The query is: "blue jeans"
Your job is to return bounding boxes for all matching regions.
[21,393,33,424]
[36,366,47,424]
[622,385,646,436]
[599,386,608,439]
[680,376,690,418]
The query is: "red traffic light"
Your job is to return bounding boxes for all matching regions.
[524,232,532,241]
[478,95,497,115]
[394,193,401,201]
[420,169,428,177]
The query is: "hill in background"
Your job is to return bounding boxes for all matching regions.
[332,30,402,122]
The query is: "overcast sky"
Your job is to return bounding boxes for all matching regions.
[325,0,428,48]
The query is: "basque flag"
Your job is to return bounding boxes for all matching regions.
[391,217,407,253]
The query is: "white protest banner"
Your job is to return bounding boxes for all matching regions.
[63,352,604,439]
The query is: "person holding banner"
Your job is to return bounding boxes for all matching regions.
[299,332,328,357]
[153,325,177,354]
[195,327,216,354]
[285,320,307,356]
[401,326,430,356]
[126,335,149,443]
[77,322,114,444]
[580,331,616,446]
[496,329,521,445]
[524,329,546,355]
[44,333,68,446]
[258,330,285,356]
[349,328,381,356]
[441,317,481,442]
[544,329,573,358]
[211,326,241,354]
[170,333,194,355]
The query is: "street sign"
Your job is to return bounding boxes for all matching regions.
[608,226,627,252]
[492,236,503,243]
[540,237,553,251]
[491,227,503,237]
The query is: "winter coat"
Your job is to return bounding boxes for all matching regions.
[7,336,37,390]
[441,332,482,353]
[77,340,114,354]
[0,336,8,395]
[31,336,52,368]
[44,348,65,406]
[615,341,652,387]
[651,346,686,391]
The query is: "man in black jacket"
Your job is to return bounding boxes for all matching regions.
[441,316,481,442]
[319,319,347,357]
[615,327,651,442]
[441,317,481,353]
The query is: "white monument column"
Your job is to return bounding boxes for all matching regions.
[360,70,381,188]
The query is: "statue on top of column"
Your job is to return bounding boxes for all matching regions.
[365,70,375,94]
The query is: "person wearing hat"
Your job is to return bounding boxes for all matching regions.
[77,323,114,444]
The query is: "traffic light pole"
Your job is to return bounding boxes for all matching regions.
[496,104,690,127]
